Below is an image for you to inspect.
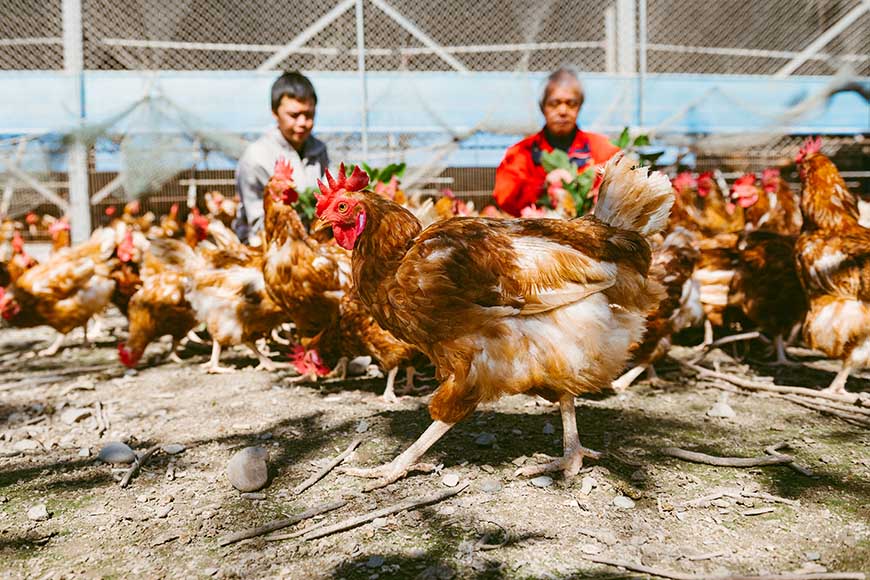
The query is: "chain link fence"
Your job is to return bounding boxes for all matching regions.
[1,0,868,224]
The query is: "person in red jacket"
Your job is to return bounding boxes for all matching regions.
[493,68,620,216]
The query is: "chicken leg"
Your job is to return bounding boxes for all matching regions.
[770,334,799,366]
[38,333,65,357]
[167,338,184,364]
[611,364,647,392]
[341,420,454,490]
[382,366,400,403]
[246,341,276,371]
[515,395,602,479]
[202,340,234,374]
[822,364,852,395]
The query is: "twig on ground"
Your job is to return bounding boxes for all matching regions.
[581,555,866,580]
[663,447,795,468]
[93,401,106,437]
[296,482,470,542]
[776,395,870,427]
[119,445,161,488]
[683,362,862,405]
[691,332,762,363]
[763,443,814,477]
[292,437,363,496]
[217,500,346,547]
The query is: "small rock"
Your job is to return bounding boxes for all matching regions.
[27,504,50,521]
[479,478,503,494]
[203,568,219,577]
[707,401,736,419]
[579,476,596,495]
[366,555,385,568]
[347,356,372,376]
[805,551,821,562]
[630,469,647,482]
[511,429,522,435]
[531,476,554,488]
[155,505,173,518]
[0,496,8,503]
[226,447,269,492]
[61,408,92,425]
[612,495,636,509]
[581,544,602,555]
[436,505,456,516]
[371,517,389,529]
[240,492,266,500]
[162,443,186,455]
[356,420,370,433]
[818,455,835,464]
[258,432,272,440]
[78,447,90,457]
[474,433,496,447]
[542,422,555,435]
[511,455,527,467]
[124,368,138,377]
[13,439,40,452]
[442,473,460,487]
[98,442,136,464]
[136,494,149,503]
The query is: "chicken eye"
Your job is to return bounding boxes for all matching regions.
[337,202,349,213]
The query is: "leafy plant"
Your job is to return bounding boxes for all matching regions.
[345,162,407,185]
[540,150,596,216]
[611,127,663,168]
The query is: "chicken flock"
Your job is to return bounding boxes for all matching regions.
[1,139,867,489]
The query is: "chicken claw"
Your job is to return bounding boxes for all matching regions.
[341,462,437,491]
[514,446,602,479]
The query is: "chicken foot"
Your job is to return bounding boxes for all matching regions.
[382,366,400,403]
[515,395,602,479]
[246,341,278,371]
[769,334,799,366]
[611,364,648,392]
[341,420,454,491]
[37,333,66,357]
[202,341,234,374]
[167,338,184,364]
[823,363,853,396]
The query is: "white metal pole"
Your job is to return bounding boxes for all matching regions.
[63,0,91,243]
[355,0,369,160]
[638,0,647,128]
[604,6,616,74]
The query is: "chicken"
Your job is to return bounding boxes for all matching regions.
[731,173,768,230]
[157,203,183,239]
[731,229,806,364]
[760,168,802,236]
[109,229,148,316]
[612,227,700,391]
[668,173,703,232]
[118,269,197,368]
[46,217,71,253]
[312,156,672,488]
[261,159,347,343]
[204,191,238,229]
[149,239,287,373]
[0,228,117,355]
[6,231,39,285]
[697,172,744,234]
[794,138,870,395]
[860,199,870,229]
[691,232,739,346]
[184,208,210,248]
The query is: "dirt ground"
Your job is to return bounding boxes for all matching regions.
[1,315,868,580]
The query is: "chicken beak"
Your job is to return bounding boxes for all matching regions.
[310,217,330,234]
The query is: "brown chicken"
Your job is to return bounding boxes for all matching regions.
[0,228,117,355]
[313,157,672,488]
[794,138,870,395]
[760,168,802,236]
[118,268,197,368]
[149,238,286,373]
[697,172,744,234]
[612,227,701,390]
[6,232,39,285]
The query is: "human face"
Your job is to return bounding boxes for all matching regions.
[542,83,581,138]
[274,96,315,152]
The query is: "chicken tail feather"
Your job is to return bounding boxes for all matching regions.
[593,154,674,237]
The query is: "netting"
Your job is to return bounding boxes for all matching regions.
[0,0,867,224]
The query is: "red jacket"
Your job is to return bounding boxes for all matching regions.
[493,128,620,216]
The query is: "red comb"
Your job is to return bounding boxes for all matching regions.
[105,206,116,217]
[48,218,70,234]
[11,231,24,253]
[273,157,294,181]
[169,203,179,216]
[672,172,696,190]
[796,137,822,163]
[315,163,370,215]
[25,212,38,225]
[732,173,756,189]
[762,168,780,182]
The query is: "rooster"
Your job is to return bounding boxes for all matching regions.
[46,217,71,253]
[6,232,39,285]
[0,229,117,355]
[794,138,870,395]
[313,157,672,488]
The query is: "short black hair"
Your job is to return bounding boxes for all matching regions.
[539,67,584,110]
[271,71,318,112]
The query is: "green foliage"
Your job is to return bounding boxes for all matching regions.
[611,127,663,168]
[540,150,596,216]
[295,187,319,224]
[346,162,407,185]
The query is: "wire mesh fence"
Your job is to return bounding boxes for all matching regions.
[1,0,867,224]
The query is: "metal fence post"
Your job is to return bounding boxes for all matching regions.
[638,0,647,128]
[355,0,369,160]
[63,0,91,243]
